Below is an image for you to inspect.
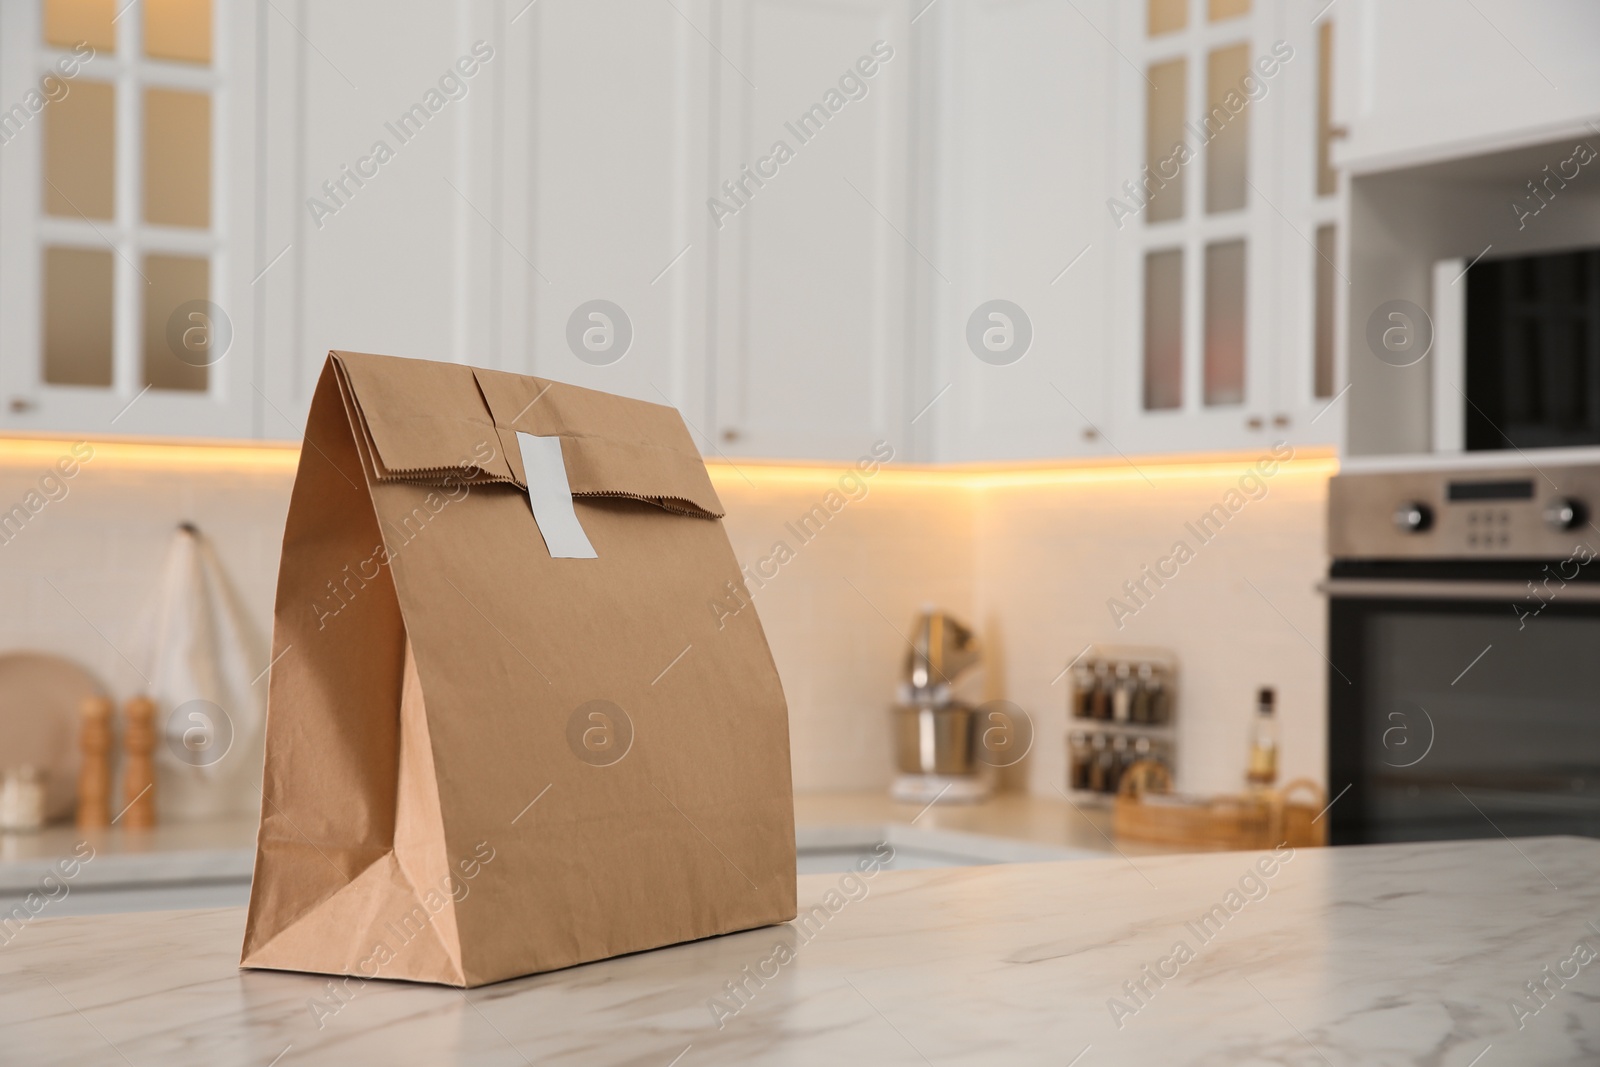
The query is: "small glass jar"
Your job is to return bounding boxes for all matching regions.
[1072,663,1096,719]
[1068,731,1091,790]
[1088,732,1110,792]
[1109,735,1130,793]
[1131,663,1154,723]
[0,766,48,833]
[1112,663,1132,723]
[1090,661,1112,720]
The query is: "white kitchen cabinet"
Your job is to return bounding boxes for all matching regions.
[1329,0,1600,459]
[516,0,713,433]
[0,0,258,439]
[255,0,508,439]
[2,0,1368,462]
[1104,0,1342,457]
[259,0,717,441]
[270,0,916,462]
[707,0,917,462]
[1332,0,1600,176]
[920,0,1117,464]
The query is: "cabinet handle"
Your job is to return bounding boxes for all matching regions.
[721,428,741,443]
[1081,427,1099,442]
[1272,413,1291,428]
[9,397,36,414]
[1245,415,1264,430]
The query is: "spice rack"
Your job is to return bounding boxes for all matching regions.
[1065,646,1177,805]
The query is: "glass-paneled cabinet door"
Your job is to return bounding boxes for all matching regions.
[0,0,256,439]
[1265,10,1343,445]
[1109,0,1329,454]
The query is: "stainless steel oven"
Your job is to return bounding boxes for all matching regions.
[1325,462,1600,844]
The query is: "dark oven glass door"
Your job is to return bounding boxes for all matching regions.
[1328,561,1600,845]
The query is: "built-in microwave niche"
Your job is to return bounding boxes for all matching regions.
[1466,246,1600,450]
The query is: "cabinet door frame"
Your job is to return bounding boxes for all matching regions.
[920,0,1118,466]
[1264,7,1343,444]
[0,0,256,439]
[708,0,917,462]
[515,0,713,438]
[255,0,505,442]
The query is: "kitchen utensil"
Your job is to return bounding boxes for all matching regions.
[77,696,112,829]
[121,697,157,829]
[892,703,975,775]
[890,609,991,803]
[900,609,980,705]
[0,652,103,822]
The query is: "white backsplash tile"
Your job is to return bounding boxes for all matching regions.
[975,463,1332,799]
[0,444,1331,809]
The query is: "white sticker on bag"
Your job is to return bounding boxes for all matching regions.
[515,432,597,559]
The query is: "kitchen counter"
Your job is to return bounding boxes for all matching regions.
[0,818,257,894]
[6,836,1596,1065]
[0,791,1168,912]
[793,789,1182,857]
[0,817,259,918]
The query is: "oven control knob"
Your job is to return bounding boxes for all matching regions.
[1393,501,1433,533]
[1544,497,1586,531]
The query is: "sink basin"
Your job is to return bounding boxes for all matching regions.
[796,822,1105,874]
[0,821,1106,919]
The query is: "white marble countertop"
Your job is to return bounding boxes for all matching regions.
[5,836,1596,1065]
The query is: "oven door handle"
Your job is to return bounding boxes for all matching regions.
[1319,577,1600,601]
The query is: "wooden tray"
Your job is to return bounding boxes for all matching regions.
[1111,761,1327,850]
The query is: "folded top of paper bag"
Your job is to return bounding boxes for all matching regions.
[335,351,725,518]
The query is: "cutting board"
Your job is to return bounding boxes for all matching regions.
[0,652,105,821]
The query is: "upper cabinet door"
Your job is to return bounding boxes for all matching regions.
[709,0,915,462]
[1334,0,1600,174]
[258,0,713,442]
[517,0,713,431]
[0,0,256,438]
[256,0,505,440]
[1263,9,1343,443]
[1109,0,1343,455]
[923,0,1117,465]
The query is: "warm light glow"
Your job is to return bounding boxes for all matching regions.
[0,435,300,473]
[706,448,1338,491]
[0,435,1337,486]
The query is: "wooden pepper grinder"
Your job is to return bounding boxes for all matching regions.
[76,696,113,830]
[120,697,157,829]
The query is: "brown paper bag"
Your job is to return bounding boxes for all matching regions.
[241,351,796,988]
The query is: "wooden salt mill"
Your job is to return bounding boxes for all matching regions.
[120,696,157,829]
[76,696,112,830]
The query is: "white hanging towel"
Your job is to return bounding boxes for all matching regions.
[134,525,267,822]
